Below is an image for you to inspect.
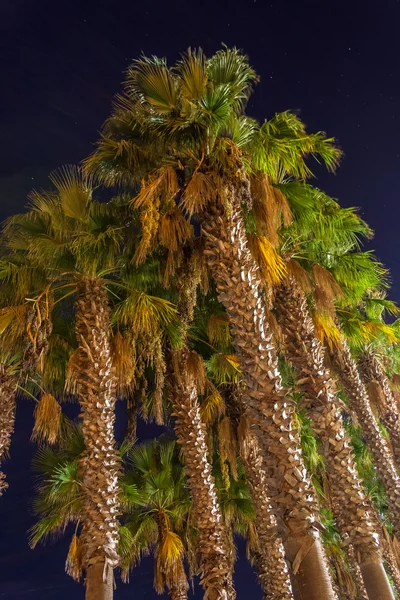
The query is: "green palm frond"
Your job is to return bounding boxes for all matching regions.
[176,48,208,101]
[126,55,178,113]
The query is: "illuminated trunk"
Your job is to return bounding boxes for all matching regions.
[85,561,113,600]
[75,277,120,599]
[202,191,336,600]
[331,339,400,536]
[360,349,400,469]
[169,264,235,600]
[275,278,394,600]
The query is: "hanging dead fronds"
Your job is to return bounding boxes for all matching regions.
[158,206,193,253]
[152,334,166,426]
[366,380,387,419]
[286,259,312,294]
[207,314,231,347]
[65,348,80,396]
[131,167,179,209]
[313,285,336,319]
[250,174,292,245]
[111,331,136,394]
[200,383,226,424]
[132,200,160,265]
[65,533,83,581]
[237,413,250,457]
[247,235,287,286]
[266,310,284,346]
[186,350,206,395]
[24,292,54,372]
[218,416,238,482]
[392,374,400,391]
[313,264,343,302]
[313,311,342,350]
[181,172,216,216]
[32,393,61,444]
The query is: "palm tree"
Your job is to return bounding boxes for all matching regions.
[84,47,342,599]
[0,260,56,493]
[31,428,190,600]
[120,439,190,600]
[166,254,236,600]
[274,277,394,599]
[3,169,125,599]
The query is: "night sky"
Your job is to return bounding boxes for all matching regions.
[1,0,400,597]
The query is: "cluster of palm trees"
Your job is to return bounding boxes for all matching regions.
[0,47,400,600]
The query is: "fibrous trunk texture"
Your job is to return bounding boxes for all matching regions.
[331,339,400,535]
[242,436,294,600]
[85,561,113,600]
[170,263,235,600]
[0,365,17,495]
[202,192,336,600]
[275,279,394,599]
[359,349,400,469]
[75,277,120,594]
[170,351,234,600]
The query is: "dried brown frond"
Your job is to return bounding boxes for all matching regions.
[111,331,136,394]
[237,413,250,457]
[266,311,284,346]
[273,187,293,227]
[313,286,336,319]
[65,349,80,396]
[207,314,231,347]
[158,206,193,252]
[313,264,343,301]
[186,350,206,395]
[286,259,312,294]
[180,172,216,216]
[200,382,225,424]
[218,416,238,481]
[65,534,83,581]
[0,305,27,337]
[131,167,179,209]
[246,521,259,557]
[366,380,387,419]
[250,174,280,245]
[152,335,166,426]
[162,248,183,288]
[32,393,61,444]
[312,311,342,350]
[133,201,160,265]
[247,235,287,286]
[392,375,400,391]
[331,556,357,600]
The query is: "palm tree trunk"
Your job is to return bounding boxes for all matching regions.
[169,260,235,600]
[85,561,113,600]
[227,387,293,600]
[0,365,17,495]
[201,194,336,600]
[242,436,294,600]
[275,278,394,600]
[359,349,400,469]
[75,277,120,599]
[330,339,400,536]
[170,351,235,600]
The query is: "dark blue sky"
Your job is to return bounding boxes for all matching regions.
[0,0,400,597]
